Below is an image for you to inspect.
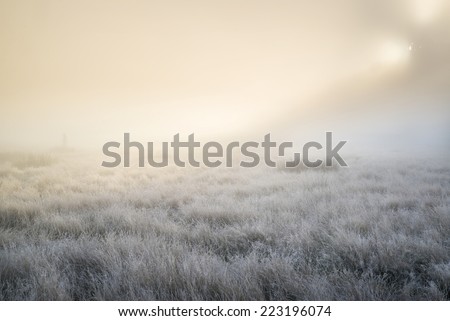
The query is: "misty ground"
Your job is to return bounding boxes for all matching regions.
[0,151,449,300]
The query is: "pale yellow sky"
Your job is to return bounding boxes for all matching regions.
[0,0,449,149]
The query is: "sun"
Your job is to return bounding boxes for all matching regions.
[377,39,411,66]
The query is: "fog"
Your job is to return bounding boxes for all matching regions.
[0,0,449,153]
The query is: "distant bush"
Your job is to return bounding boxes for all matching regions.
[0,153,56,169]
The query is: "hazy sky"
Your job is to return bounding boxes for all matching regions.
[0,0,449,150]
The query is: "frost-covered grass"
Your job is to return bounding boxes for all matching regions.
[0,152,449,300]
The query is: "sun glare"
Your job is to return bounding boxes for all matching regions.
[377,39,411,66]
[412,0,444,25]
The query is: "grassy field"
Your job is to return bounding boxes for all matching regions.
[0,151,449,300]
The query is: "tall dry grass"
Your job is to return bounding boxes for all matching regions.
[0,152,449,300]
